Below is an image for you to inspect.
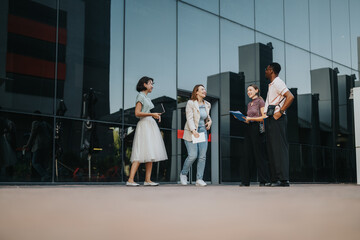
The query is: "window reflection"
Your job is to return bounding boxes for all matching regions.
[220,0,254,28]
[284,0,310,50]
[55,119,122,182]
[0,112,53,182]
[256,33,285,80]
[0,0,57,114]
[181,0,219,15]
[285,45,311,94]
[309,0,331,59]
[178,2,219,91]
[255,0,284,40]
[220,19,254,73]
[350,0,360,71]
[331,0,351,66]
[123,0,176,128]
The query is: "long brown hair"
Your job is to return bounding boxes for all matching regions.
[190,84,205,101]
[248,84,263,100]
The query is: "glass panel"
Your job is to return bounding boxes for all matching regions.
[255,0,284,40]
[182,0,219,15]
[256,33,285,80]
[55,118,123,182]
[311,54,332,70]
[109,0,124,115]
[178,2,220,92]
[284,0,310,50]
[350,0,360,71]
[124,0,176,129]
[0,0,57,114]
[0,112,54,182]
[285,45,311,94]
[57,0,118,123]
[124,128,177,183]
[331,0,351,67]
[220,19,255,73]
[220,0,254,28]
[289,144,314,182]
[309,0,332,59]
[221,136,243,182]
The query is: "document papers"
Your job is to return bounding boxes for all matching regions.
[229,111,246,122]
[192,132,206,143]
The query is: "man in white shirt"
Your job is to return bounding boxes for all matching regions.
[264,63,294,187]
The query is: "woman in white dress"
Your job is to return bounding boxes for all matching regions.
[126,76,168,186]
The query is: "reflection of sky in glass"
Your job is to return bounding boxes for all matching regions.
[311,54,332,70]
[333,64,351,76]
[178,3,219,91]
[285,45,311,94]
[350,0,360,71]
[256,33,285,80]
[182,0,219,15]
[220,19,254,73]
[220,0,254,28]
[255,0,284,40]
[284,0,309,50]
[124,0,176,110]
[109,0,123,114]
[310,0,331,59]
[331,0,351,67]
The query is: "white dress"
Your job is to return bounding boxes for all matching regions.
[130,92,168,163]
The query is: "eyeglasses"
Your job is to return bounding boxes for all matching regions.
[265,67,273,72]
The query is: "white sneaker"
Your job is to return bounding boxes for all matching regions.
[180,174,188,185]
[126,181,140,186]
[196,179,207,187]
[144,181,159,186]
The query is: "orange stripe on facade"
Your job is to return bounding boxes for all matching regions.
[7,14,67,45]
[6,53,66,80]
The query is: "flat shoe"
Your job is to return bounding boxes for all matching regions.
[126,181,140,186]
[144,181,159,186]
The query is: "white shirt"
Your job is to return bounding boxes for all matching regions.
[264,76,289,114]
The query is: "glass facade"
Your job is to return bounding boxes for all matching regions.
[0,0,358,183]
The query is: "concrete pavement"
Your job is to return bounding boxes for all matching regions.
[0,184,359,240]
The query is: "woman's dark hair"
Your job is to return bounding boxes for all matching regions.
[269,62,281,75]
[136,76,154,92]
[190,84,205,101]
[248,84,263,100]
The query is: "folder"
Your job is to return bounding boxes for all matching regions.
[230,111,246,122]
[192,132,206,143]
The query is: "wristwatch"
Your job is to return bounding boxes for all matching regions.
[280,109,285,114]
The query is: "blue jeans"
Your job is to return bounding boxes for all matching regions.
[181,126,208,180]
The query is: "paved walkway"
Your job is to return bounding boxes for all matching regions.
[0,184,360,240]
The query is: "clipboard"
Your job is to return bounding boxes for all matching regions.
[192,132,206,143]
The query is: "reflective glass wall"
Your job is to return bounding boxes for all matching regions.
[0,0,358,183]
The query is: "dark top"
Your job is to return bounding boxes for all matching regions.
[247,97,265,118]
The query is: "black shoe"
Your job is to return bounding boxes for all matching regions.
[271,180,290,187]
[259,182,271,187]
[239,183,250,187]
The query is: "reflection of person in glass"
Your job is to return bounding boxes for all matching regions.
[264,63,294,187]
[23,112,52,181]
[180,85,212,187]
[126,77,168,186]
[239,84,271,187]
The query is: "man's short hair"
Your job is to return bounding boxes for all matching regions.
[269,62,281,75]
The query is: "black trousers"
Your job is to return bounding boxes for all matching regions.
[241,122,270,185]
[265,115,289,182]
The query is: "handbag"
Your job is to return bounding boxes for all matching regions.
[266,97,285,117]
